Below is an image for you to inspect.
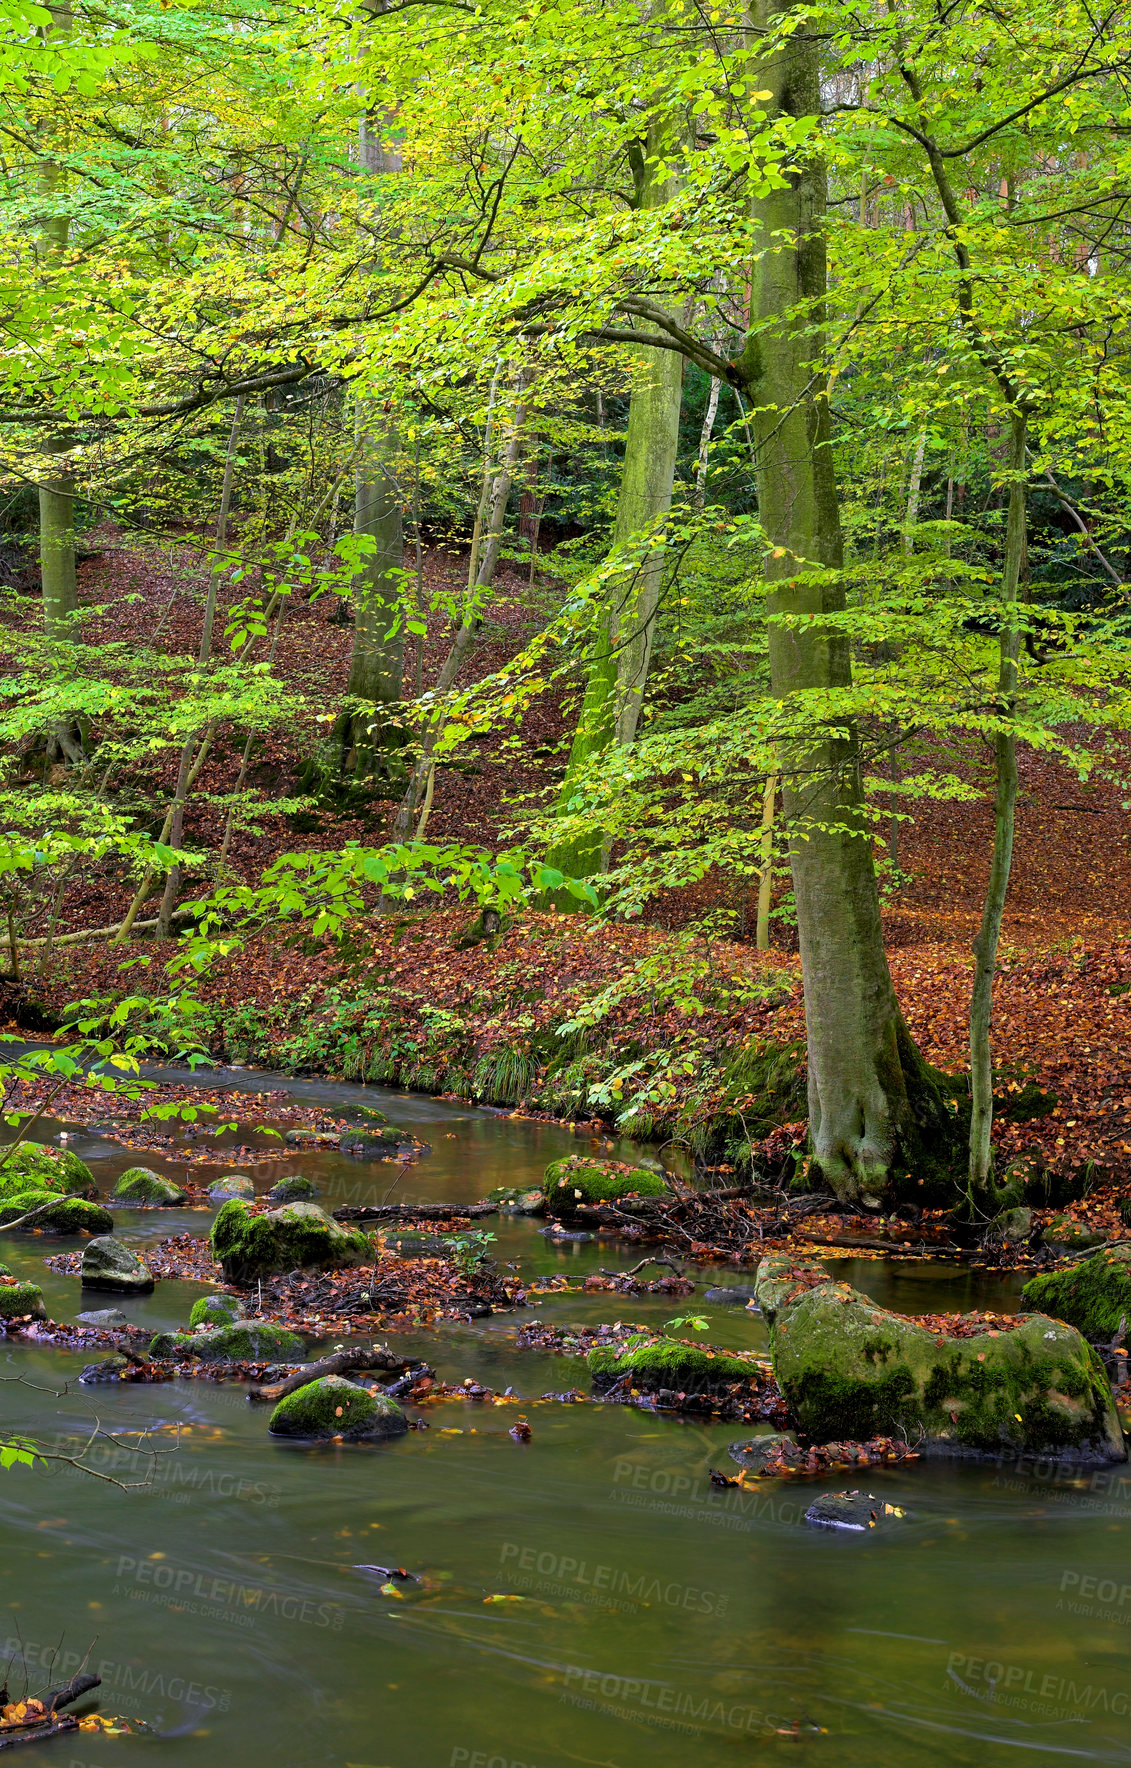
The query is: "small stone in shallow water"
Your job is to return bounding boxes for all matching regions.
[76,1308,130,1327]
[268,1374,408,1441]
[705,1286,761,1307]
[728,1432,799,1472]
[111,1169,188,1207]
[804,1491,907,1531]
[80,1354,129,1383]
[208,1174,256,1203]
[267,1176,318,1203]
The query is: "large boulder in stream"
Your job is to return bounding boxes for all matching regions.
[81,1235,154,1294]
[267,1375,407,1441]
[0,1144,95,1198]
[1022,1245,1131,1342]
[0,1280,47,1321]
[148,1321,304,1362]
[755,1254,1125,1464]
[0,1191,113,1234]
[210,1199,371,1283]
[111,1168,188,1207]
[543,1156,669,1219]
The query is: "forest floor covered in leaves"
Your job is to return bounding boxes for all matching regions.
[17,535,1131,1205]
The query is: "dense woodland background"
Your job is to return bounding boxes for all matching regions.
[5,0,1131,1221]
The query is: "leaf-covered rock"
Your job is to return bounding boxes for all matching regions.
[267,1374,407,1440]
[207,1173,256,1203]
[210,1198,372,1283]
[543,1156,669,1218]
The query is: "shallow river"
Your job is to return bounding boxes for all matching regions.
[2,1069,1129,1768]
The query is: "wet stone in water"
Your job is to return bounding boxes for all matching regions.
[75,1307,130,1327]
[804,1491,907,1531]
[81,1235,155,1294]
[705,1286,761,1306]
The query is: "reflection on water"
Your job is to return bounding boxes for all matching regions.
[0,1066,1127,1765]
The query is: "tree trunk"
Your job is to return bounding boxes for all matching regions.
[545,126,684,884]
[967,410,1027,1203]
[330,400,407,784]
[739,1,951,1206]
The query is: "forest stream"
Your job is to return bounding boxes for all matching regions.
[1,1067,1129,1768]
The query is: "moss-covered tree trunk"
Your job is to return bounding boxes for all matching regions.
[739,1,951,1206]
[545,125,684,882]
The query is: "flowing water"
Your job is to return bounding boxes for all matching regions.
[2,1069,1129,1768]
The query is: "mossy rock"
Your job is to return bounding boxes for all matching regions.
[0,1262,9,1277]
[0,1280,46,1320]
[0,1144,93,1198]
[148,1321,304,1362]
[766,1263,1124,1464]
[0,1191,113,1235]
[1022,1245,1131,1343]
[111,1168,189,1207]
[189,1292,244,1329]
[587,1336,766,1393]
[543,1156,669,1219]
[81,1235,154,1293]
[1042,1214,1107,1251]
[753,1255,829,1327]
[207,1174,256,1203]
[210,1199,372,1283]
[267,1176,317,1204]
[267,1374,408,1441]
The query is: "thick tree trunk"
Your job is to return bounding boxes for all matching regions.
[967,411,1027,1202]
[739,2,951,1205]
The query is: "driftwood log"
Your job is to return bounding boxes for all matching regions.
[332,1200,498,1223]
[246,1344,431,1404]
[0,1671,100,1750]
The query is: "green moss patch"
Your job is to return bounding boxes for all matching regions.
[148,1321,304,1361]
[267,1176,317,1203]
[543,1156,668,1218]
[210,1199,372,1283]
[0,1280,46,1320]
[1022,1245,1131,1342]
[268,1374,407,1441]
[587,1336,766,1392]
[111,1169,189,1207]
[189,1293,244,1328]
[0,1191,113,1234]
[766,1262,1124,1463]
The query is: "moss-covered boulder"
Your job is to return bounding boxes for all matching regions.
[0,1144,94,1198]
[267,1176,317,1204]
[267,1374,407,1441]
[81,1235,154,1294]
[148,1321,304,1361]
[0,1191,113,1234]
[489,1185,544,1216]
[111,1168,188,1207]
[753,1255,829,1327]
[0,1280,46,1320]
[587,1335,767,1393]
[1022,1245,1131,1342]
[543,1156,669,1219]
[765,1262,1124,1463]
[207,1174,256,1203]
[189,1292,244,1328]
[210,1199,372,1283]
